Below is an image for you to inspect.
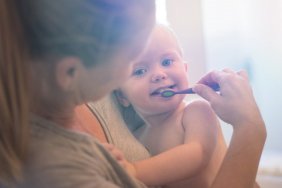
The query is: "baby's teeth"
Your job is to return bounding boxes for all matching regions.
[158,89,166,93]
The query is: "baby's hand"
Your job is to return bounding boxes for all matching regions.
[102,143,136,177]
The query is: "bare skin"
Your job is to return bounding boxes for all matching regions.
[131,100,227,188]
[115,25,227,188]
[74,104,108,142]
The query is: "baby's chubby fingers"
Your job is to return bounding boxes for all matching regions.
[102,143,136,177]
[102,143,124,161]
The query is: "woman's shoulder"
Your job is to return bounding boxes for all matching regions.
[26,115,144,188]
[29,115,105,161]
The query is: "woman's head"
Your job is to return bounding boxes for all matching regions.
[0,0,155,185]
[22,0,154,64]
[21,0,155,102]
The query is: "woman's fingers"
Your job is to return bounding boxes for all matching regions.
[196,70,222,86]
[193,83,219,103]
[237,69,248,79]
[193,69,258,126]
[196,69,249,93]
[222,68,236,74]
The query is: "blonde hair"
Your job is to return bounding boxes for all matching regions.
[154,23,184,56]
[0,0,155,186]
[0,0,29,186]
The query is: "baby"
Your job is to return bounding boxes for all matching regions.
[113,24,227,188]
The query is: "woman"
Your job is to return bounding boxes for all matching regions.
[0,0,266,188]
[0,0,155,187]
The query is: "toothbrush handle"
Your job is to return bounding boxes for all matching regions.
[178,83,220,94]
[177,88,194,94]
[206,83,220,92]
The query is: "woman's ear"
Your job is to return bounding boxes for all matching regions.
[55,57,82,91]
[114,90,131,107]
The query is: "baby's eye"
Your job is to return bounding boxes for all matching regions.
[162,59,173,67]
[133,67,147,76]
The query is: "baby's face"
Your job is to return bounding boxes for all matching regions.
[119,26,189,116]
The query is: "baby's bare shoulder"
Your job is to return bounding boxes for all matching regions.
[184,99,213,114]
[182,99,218,127]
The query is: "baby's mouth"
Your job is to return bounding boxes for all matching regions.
[150,84,176,96]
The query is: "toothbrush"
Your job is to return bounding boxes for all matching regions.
[160,83,220,98]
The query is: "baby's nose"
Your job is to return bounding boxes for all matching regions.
[151,73,167,83]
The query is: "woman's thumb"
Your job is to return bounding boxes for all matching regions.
[193,84,219,103]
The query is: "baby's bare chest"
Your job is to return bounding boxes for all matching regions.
[143,119,186,155]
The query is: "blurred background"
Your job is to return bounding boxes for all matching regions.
[156,0,282,187]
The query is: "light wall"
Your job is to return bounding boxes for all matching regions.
[166,0,282,152]
[202,0,282,151]
[166,0,206,85]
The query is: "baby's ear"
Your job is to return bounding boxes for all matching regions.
[114,90,131,107]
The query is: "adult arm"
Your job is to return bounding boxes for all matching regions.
[193,69,266,188]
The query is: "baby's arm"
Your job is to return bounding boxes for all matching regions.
[132,101,221,186]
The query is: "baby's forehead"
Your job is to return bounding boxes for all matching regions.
[153,25,176,39]
[131,25,183,63]
[151,26,183,56]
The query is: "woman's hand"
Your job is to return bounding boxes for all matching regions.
[193,69,266,188]
[102,143,136,177]
[193,69,264,127]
